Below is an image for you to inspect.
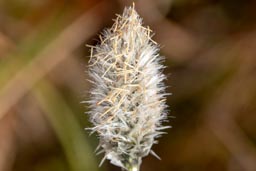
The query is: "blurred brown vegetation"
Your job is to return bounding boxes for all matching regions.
[1,0,256,171]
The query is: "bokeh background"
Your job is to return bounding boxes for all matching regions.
[1,0,256,171]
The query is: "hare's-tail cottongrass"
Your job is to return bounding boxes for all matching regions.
[86,4,169,171]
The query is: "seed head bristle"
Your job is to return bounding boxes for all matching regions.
[87,4,169,171]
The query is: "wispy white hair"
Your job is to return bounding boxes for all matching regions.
[86,4,169,171]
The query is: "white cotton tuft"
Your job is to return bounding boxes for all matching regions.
[86,4,169,171]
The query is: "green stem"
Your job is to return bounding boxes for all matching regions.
[126,164,140,171]
[128,166,139,171]
[123,156,141,171]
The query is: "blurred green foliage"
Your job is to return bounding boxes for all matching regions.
[1,0,256,171]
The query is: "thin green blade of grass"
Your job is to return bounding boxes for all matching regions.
[33,81,101,171]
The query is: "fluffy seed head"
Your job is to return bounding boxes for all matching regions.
[86,4,169,171]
